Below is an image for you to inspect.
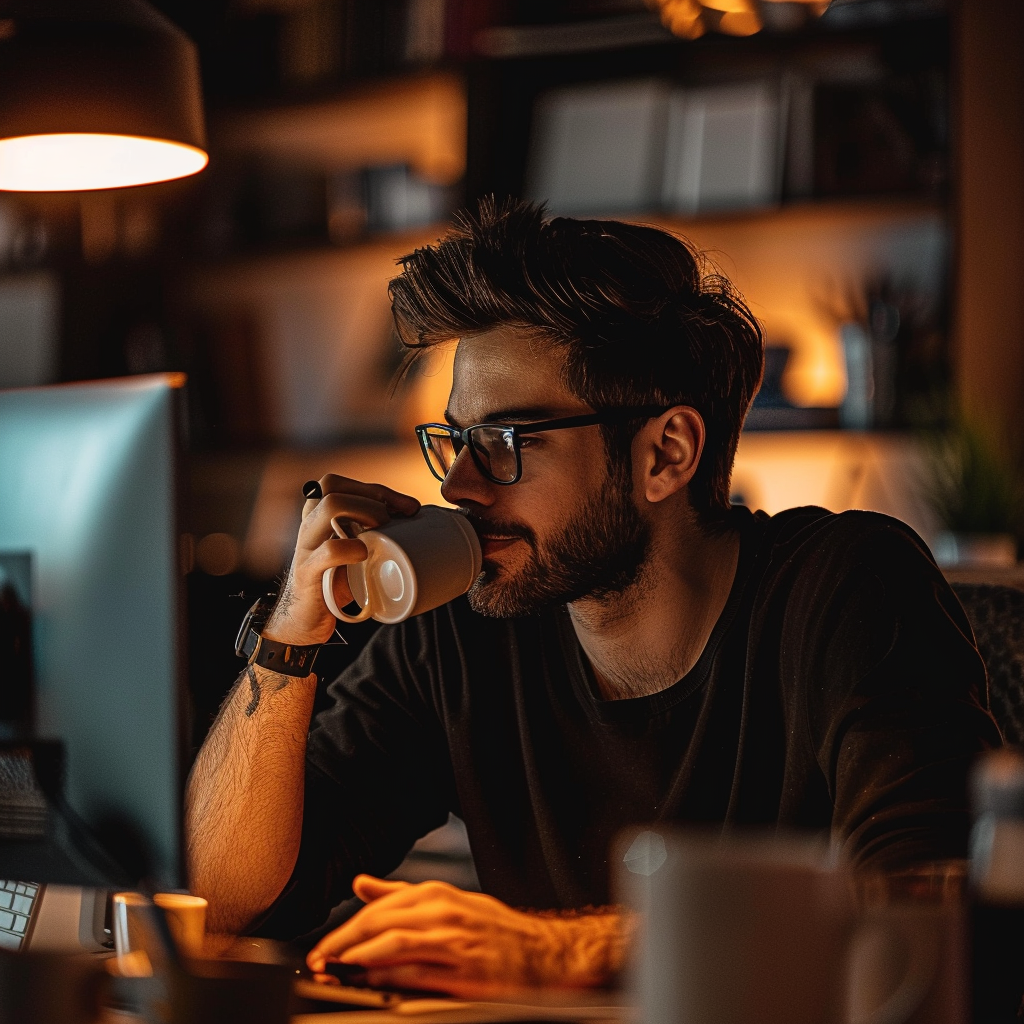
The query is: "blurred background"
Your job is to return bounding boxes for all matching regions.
[1,0,1021,765]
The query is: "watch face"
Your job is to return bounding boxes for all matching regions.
[233,596,320,677]
[235,597,273,659]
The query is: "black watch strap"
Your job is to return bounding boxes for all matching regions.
[234,598,321,678]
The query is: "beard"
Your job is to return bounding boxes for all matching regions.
[465,462,652,618]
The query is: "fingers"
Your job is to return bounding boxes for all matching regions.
[351,876,467,909]
[311,972,341,987]
[311,475,420,518]
[267,476,419,645]
[306,878,437,971]
[302,880,559,1000]
[305,537,368,574]
[299,493,394,549]
[307,879,493,974]
[311,904,473,968]
[338,926,468,969]
[352,874,409,902]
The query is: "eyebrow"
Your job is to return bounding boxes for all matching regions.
[443,406,563,428]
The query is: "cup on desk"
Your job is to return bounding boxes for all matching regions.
[323,505,482,625]
[169,957,294,1024]
[112,891,208,975]
[109,900,292,1024]
[618,830,944,1024]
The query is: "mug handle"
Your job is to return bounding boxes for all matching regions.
[322,520,373,623]
[849,909,941,1024]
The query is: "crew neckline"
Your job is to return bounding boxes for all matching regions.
[556,505,764,724]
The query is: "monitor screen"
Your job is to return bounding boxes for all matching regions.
[0,374,184,890]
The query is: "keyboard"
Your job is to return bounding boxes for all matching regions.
[0,880,39,950]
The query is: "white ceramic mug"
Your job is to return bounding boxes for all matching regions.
[618,831,941,1024]
[322,505,482,625]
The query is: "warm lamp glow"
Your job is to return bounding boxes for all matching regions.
[0,133,208,192]
[649,0,830,37]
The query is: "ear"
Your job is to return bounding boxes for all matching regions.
[634,406,705,504]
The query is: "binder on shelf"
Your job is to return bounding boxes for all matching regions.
[526,77,786,217]
[526,78,670,215]
[661,81,785,215]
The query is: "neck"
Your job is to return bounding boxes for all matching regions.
[567,517,741,701]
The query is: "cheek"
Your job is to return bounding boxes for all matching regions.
[515,461,606,533]
[524,436,608,491]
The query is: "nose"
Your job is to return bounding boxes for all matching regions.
[440,446,496,507]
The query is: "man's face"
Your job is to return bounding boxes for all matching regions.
[440,328,651,618]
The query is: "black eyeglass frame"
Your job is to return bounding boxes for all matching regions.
[415,405,671,485]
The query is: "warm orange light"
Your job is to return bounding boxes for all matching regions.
[701,0,753,12]
[0,133,208,191]
[716,11,762,34]
[649,0,829,36]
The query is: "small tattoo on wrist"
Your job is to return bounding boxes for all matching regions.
[244,665,261,717]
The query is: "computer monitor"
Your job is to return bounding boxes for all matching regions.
[0,374,185,895]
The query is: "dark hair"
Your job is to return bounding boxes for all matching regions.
[389,197,764,525]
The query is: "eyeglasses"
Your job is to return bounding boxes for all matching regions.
[415,406,670,485]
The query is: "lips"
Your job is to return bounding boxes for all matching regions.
[480,535,520,557]
[463,513,532,557]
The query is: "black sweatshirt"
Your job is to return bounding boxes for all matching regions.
[257,506,1002,939]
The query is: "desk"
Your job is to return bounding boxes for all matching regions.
[292,998,630,1024]
[99,995,629,1024]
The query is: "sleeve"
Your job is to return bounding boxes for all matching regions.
[252,612,458,940]
[795,513,1003,872]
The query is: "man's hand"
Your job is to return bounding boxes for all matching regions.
[306,876,632,1000]
[265,475,420,646]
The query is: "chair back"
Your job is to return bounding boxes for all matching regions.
[951,583,1024,746]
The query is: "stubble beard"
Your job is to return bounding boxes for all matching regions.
[466,463,652,619]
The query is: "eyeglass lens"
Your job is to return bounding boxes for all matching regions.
[471,426,518,482]
[421,428,457,481]
[421,426,518,483]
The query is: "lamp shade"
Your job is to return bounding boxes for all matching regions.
[0,0,208,191]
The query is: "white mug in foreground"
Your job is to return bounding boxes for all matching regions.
[322,505,482,625]
[619,831,938,1024]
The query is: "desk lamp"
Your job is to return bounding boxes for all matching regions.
[0,0,207,191]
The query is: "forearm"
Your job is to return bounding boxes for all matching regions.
[527,907,637,988]
[185,662,317,934]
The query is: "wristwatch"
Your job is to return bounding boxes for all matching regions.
[234,597,322,677]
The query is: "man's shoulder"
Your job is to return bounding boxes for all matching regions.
[761,505,931,557]
[752,505,939,592]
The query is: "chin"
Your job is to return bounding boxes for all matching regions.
[467,574,511,618]
[467,570,534,619]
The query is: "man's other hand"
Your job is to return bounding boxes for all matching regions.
[305,876,631,1000]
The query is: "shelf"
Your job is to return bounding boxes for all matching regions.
[627,194,947,234]
[180,223,449,282]
[210,71,466,186]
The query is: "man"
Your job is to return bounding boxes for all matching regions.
[185,199,1000,997]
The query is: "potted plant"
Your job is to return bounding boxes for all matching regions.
[922,420,1023,568]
